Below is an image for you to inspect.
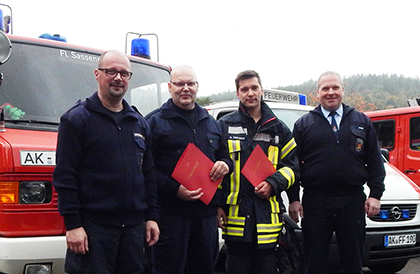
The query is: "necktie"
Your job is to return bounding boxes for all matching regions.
[329,111,339,139]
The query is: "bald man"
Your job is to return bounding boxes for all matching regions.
[54,50,159,274]
[146,65,233,274]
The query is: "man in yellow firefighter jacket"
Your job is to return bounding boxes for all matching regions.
[217,70,299,274]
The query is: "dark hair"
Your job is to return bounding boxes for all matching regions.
[235,70,262,90]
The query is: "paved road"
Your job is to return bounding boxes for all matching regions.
[216,256,420,274]
[364,257,420,274]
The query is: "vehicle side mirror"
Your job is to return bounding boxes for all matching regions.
[0,30,11,65]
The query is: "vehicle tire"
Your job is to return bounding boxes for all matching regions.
[367,260,408,273]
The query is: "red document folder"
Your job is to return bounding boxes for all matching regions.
[241,144,276,187]
[171,143,221,205]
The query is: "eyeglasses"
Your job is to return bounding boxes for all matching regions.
[170,81,198,87]
[98,68,133,80]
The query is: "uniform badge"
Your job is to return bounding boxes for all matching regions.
[356,138,364,152]
[228,126,247,140]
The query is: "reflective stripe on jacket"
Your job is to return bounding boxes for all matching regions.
[218,102,299,248]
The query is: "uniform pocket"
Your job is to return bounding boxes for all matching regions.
[207,133,220,151]
[134,133,146,165]
[65,249,88,273]
[350,126,366,155]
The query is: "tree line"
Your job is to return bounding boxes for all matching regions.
[198,74,420,112]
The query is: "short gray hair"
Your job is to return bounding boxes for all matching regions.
[317,71,343,88]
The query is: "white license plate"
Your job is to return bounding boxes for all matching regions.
[20,150,56,166]
[384,234,416,247]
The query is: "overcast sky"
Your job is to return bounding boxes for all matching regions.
[3,0,420,96]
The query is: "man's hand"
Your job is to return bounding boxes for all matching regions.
[66,227,89,254]
[145,220,160,247]
[255,181,273,200]
[210,161,229,181]
[365,197,381,217]
[288,201,304,223]
[217,207,226,228]
[177,185,203,201]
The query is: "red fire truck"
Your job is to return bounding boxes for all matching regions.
[0,5,171,274]
[365,103,420,187]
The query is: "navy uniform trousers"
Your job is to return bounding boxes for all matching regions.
[152,213,219,274]
[302,192,366,274]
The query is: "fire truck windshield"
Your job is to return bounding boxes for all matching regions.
[0,38,170,130]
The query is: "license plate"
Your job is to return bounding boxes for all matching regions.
[20,150,56,166]
[385,234,416,247]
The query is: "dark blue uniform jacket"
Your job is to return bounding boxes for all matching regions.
[53,92,159,230]
[145,99,233,217]
[291,103,385,202]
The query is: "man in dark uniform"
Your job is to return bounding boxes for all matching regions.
[289,71,385,274]
[146,65,233,274]
[53,50,160,274]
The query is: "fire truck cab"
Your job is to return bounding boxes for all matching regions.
[0,24,170,274]
[365,102,420,187]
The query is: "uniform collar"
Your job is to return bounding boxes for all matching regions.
[321,104,343,119]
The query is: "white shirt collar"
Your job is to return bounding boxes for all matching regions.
[321,104,343,119]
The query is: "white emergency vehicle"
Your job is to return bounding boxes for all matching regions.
[206,89,420,273]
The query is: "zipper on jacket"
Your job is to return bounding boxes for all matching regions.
[253,116,277,142]
[192,127,199,144]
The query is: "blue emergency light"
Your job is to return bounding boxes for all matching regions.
[402,209,410,219]
[0,9,4,32]
[131,38,151,59]
[38,33,67,42]
[0,9,9,34]
[299,94,307,105]
[379,210,389,219]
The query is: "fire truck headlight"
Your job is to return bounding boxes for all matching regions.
[20,181,51,204]
[25,264,52,274]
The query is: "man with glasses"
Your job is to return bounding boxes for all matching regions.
[146,65,233,274]
[53,50,160,274]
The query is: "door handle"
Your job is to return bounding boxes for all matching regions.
[404,169,417,174]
